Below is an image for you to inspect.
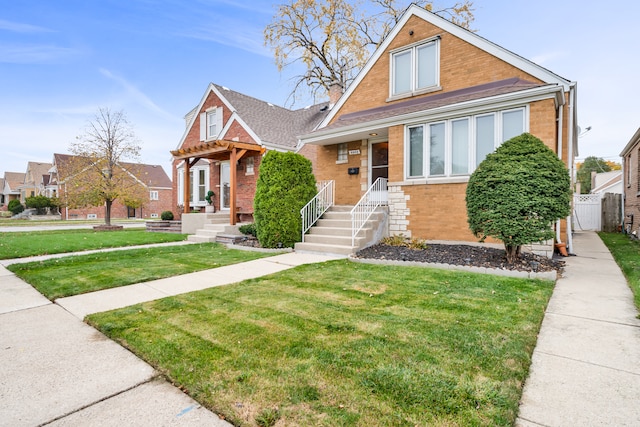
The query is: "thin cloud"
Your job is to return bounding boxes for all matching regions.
[0,43,79,64]
[0,19,52,33]
[99,68,181,123]
[530,51,565,66]
[178,26,271,57]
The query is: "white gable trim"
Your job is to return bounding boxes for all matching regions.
[319,4,572,129]
[219,113,264,147]
[175,83,236,150]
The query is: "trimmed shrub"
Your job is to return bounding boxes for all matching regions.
[466,133,571,263]
[254,151,317,248]
[8,199,24,215]
[160,210,174,220]
[25,195,53,215]
[239,223,257,237]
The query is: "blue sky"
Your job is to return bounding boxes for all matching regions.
[1,0,638,177]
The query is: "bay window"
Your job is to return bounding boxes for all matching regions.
[177,165,210,206]
[406,107,527,179]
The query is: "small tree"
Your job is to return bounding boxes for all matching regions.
[65,108,146,226]
[466,133,571,263]
[254,151,317,248]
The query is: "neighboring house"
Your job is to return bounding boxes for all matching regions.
[620,128,640,234]
[0,178,5,207]
[298,4,578,252]
[171,83,328,223]
[50,153,173,220]
[1,172,26,208]
[17,162,52,202]
[590,170,622,195]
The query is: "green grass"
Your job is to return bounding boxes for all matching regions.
[598,232,640,312]
[0,229,186,259]
[88,260,554,426]
[8,243,275,300]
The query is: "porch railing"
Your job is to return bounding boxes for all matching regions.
[350,177,388,247]
[301,180,335,242]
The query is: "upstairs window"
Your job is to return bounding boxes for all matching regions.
[149,190,159,201]
[207,110,217,139]
[391,38,439,97]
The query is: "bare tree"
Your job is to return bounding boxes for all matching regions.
[265,0,474,105]
[64,108,146,226]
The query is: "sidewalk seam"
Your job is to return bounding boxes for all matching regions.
[38,375,162,426]
[536,350,640,377]
[544,310,640,329]
[515,416,552,427]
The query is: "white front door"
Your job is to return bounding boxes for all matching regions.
[220,161,230,210]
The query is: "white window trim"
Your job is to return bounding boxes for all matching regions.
[404,106,528,183]
[389,36,440,99]
[199,106,224,142]
[149,190,159,201]
[245,156,255,175]
[177,165,210,207]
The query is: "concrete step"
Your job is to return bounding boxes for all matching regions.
[302,234,366,247]
[187,235,217,243]
[316,218,352,228]
[327,205,354,212]
[203,224,227,231]
[294,241,356,255]
[308,226,367,236]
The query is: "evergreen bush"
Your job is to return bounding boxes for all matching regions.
[239,223,257,237]
[8,199,24,215]
[254,151,317,248]
[466,133,571,263]
[160,210,174,220]
[25,195,53,215]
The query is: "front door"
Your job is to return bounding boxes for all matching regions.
[369,141,389,202]
[220,161,230,210]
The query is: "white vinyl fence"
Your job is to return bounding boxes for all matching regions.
[573,193,601,231]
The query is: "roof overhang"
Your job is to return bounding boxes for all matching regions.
[301,84,564,146]
[170,139,265,161]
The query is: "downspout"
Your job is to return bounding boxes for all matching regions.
[567,83,577,254]
[556,93,564,243]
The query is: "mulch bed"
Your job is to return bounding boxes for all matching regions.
[355,243,565,273]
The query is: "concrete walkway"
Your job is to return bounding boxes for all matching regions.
[517,231,640,426]
[0,251,342,426]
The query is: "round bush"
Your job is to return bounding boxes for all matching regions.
[466,133,571,263]
[8,199,24,215]
[160,210,174,220]
[254,151,317,248]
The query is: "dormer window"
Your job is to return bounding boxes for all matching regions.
[391,38,439,98]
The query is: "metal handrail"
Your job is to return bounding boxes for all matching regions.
[301,180,335,242]
[350,177,388,247]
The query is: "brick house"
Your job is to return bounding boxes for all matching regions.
[171,83,328,224]
[620,128,640,234]
[297,4,578,254]
[50,153,173,220]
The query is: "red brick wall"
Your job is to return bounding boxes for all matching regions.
[61,187,172,220]
[623,144,640,234]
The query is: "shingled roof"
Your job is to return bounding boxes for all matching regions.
[321,78,547,132]
[212,84,330,149]
[52,153,171,188]
[3,172,25,192]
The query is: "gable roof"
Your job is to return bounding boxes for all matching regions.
[52,153,171,189]
[3,172,25,191]
[620,127,640,156]
[320,4,573,129]
[25,161,53,185]
[177,83,330,151]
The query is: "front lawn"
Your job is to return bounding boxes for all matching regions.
[88,260,554,426]
[598,232,640,311]
[9,243,275,300]
[0,229,186,259]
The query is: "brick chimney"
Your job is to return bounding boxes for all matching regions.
[329,81,343,107]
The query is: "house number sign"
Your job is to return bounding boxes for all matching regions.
[348,149,360,155]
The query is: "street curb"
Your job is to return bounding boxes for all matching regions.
[349,256,557,281]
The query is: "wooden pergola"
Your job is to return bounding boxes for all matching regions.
[171,139,265,225]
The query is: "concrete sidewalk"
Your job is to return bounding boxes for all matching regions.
[517,231,640,426]
[0,251,341,426]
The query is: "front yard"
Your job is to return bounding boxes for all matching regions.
[0,228,186,259]
[8,243,276,300]
[88,260,554,426]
